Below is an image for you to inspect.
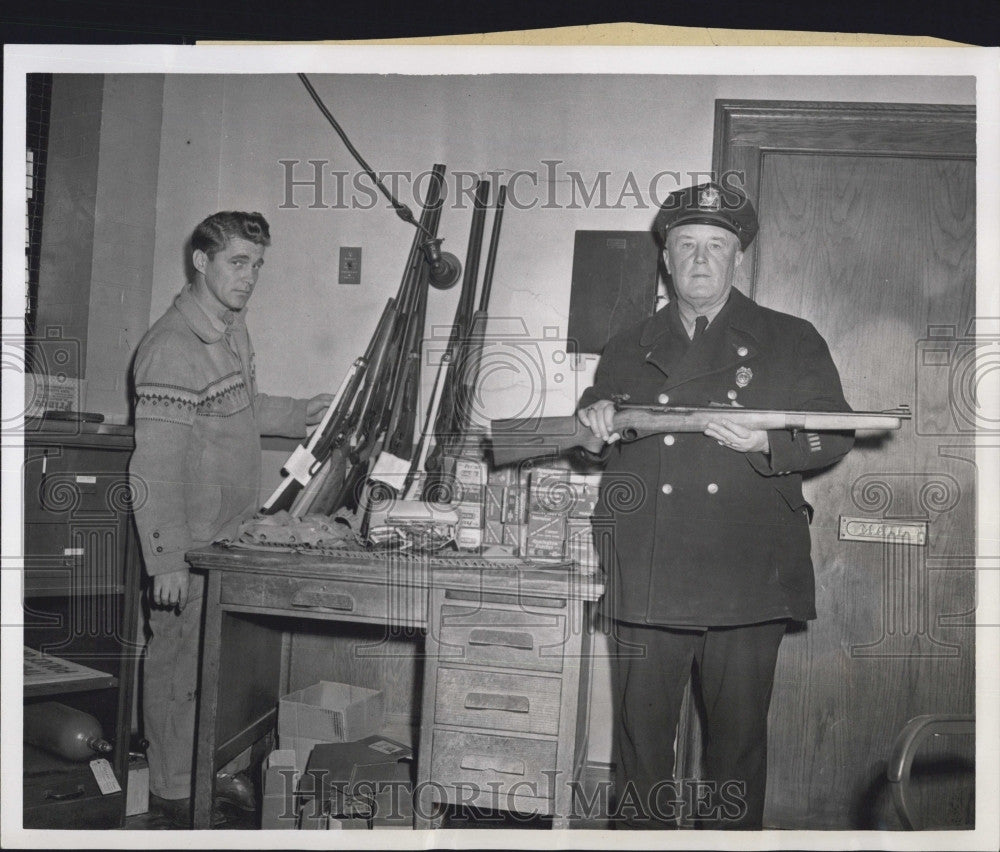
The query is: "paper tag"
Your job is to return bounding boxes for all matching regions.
[90,758,122,794]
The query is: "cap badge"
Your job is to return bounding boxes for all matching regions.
[698,186,721,211]
[735,366,753,388]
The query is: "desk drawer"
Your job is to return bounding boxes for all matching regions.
[220,573,392,621]
[437,604,566,672]
[429,729,557,802]
[435,667,561,735]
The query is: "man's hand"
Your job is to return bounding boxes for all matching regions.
[577,400,621,444]
[305,393,335,426]
[152,567,191,611]
[704,419,770,454]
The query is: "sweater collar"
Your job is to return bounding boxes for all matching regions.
[174,284,245,344]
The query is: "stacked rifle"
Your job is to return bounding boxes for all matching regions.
[262,168,508,537]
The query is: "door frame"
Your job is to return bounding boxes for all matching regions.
[712,100,975,297]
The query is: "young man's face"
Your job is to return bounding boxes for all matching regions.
[193,237,265,313]
[664,224,743,314]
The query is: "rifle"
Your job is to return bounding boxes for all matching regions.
[314,165,447,516]
[456,182,506,434]
[260,344,373,515]
[488,403,912,467]
[424,179,491,472]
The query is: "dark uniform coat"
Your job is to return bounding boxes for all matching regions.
[579,287,853,628]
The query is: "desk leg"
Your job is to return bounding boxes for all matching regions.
[193,570,223,830]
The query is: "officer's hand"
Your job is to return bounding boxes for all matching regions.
[306,393,335,426]
[704,419,770,454]
[152,568,191,612]
[577,400,620,444]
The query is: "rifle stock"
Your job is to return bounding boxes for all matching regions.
[489,405,910,467]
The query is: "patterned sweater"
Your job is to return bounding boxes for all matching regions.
[129,285,307,576]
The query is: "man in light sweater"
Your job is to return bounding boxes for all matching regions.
[129,211,331,826]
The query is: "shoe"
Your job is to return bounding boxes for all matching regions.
[148,794,227,829]
[214,770,256,812]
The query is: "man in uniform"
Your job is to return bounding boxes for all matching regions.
[129,211,332,826]
[577,181,853,828]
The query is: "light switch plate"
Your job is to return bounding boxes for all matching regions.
[339,247,362,284]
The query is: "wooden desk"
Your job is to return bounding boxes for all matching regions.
[188,545,603,830]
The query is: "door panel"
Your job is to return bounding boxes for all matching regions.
[712,102,976,829]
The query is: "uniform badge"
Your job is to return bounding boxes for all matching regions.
[698,186,721,211]
[735,366,753,387]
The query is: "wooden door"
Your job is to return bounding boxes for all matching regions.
[713,102,977,829]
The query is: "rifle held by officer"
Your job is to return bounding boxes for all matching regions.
[488,403,911,467]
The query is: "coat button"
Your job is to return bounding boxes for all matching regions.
[727,390,738,400]
[153,531,160,538]
[156,546,164,553]
[658,393,670,404]
[737,346,749,357]
[663,434,675,446]
[661,484,673,495]
[707,483,719,494]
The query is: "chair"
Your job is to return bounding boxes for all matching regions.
[886,713,975,830]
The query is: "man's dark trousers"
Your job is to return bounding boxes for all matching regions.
[611,618,787,829]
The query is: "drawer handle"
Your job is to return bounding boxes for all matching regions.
[459,754,526,776]
[464,692,530,714]
[45,785,86,801]
[291,587,355,611]
[468,629,533,651]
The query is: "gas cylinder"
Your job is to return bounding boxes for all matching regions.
[24,701,113,761]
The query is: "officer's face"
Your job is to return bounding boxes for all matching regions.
[193,237,265,313]
[664,225,744,313]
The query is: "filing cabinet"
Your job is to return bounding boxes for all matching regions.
[21,420,141,829]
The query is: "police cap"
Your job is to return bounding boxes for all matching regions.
[654,181,758,250]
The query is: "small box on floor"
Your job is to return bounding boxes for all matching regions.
[278,681,385,773]
[261,749,299,829]
[301,735,414,829]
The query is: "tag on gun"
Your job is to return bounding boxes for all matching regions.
[367,500,459,552]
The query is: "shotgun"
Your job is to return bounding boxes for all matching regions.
[457,182,506,434]
[488,403,911,467]
[425,179,491,471]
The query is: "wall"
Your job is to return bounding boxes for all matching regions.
[137,71,974,765]
[86,75,164,419]
[36,75,104,381]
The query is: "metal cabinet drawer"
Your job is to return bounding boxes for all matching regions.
[435,667,562,736]
[23,449,130,523]
[219,573,398,622]
[436,604,567,673]
[23,522,124,596]
[429,729,557,803]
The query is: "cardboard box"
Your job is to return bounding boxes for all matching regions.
[567,518,600,573]
[487,464,519,487]
[526,511,567,558]
[484,484,505,522]
[302,736,414,830]
[529,467,572,513]
[261,749,300,829]
[503,485,528,525]
[278,681,385,773]
[483,517,504,546]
